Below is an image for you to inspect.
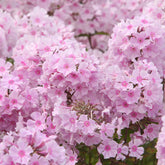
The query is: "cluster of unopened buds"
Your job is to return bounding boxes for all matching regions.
[0,0,165,164]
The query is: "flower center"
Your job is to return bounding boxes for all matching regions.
[121,81,128,87]
[8,80,14,85]
[18,150,25,158]
[137,76,142,82]
[132,145,137,152]
[35,120,41,126]
[147,127,153,133]
[69,118,75,124]
[69,156,75,161]
[147,90,152,96]
[128,91,134,97]
[84,121,90,127]
[11,99,17,104]
[27,95,32,100]
[117,148,122,153]
[0,67,5,72]
[123,101,129,108]
[105,145,111,151]
[131,111,137,118]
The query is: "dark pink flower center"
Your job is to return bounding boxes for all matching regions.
[71,73,78,79]
[35,18,40,23]
[147,90,152,96]
[69,156,75,161]
[121,81,128,87]
[69,118,75,124]
[50,123,56,129]
[131,111,137,118]
[8,80,14,85]
[123,101,129,108]
[157,13,162,19]
[35,69,41,75]
[35,120,42,126]
[147,127,153,133]
[44,46,50,52]
[84,121,90,127]
[18,150,25,158]
[137,76,142,82]
[128,91,134,97]
[116,90,120,95]
[138,38,144,43]
[127,25,133,30]
[117,148,122,153]
[0,67,5,72]
[27,95,32,100]
[11,99,17,104]
[105,145,111,151]
[132,145,137,152]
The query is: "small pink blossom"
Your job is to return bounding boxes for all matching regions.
[9,138,33,165]
[97,139,118,159]
[129,139,144,159]
[78,115,97,135]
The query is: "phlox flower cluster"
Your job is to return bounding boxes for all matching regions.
[0,0,164,164]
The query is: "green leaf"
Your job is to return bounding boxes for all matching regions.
[6,57,14,65]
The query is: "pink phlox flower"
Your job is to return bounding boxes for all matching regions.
[121,88,141,104]
[46,116,61,134]
[78,115,97,135]
[57,58,76,76]
[114,72,133,91]
[130,32,150,49]
[73,132,84,144]
[0,58,11,77]
[129,139,144,159]
[146,103,160,118]
[29,66,43,79]
[22,87,39,108]
[29,7,48,27]
[9,138,33,165]
[9,91,24,110]
[116,143,128,160]
[143,84,163,105]
[27,112,46,131]
[45,140,66,164]
[116,99,133,115]
[144,124,160,141]
[65,149,78,165]
[125,44,140,59]
[67,72,80,85]
[128,111,144,124]
[100,122,115,138]
[84,133,101,146]
[61,111,78,133]
[131,69,149,87]
[97,139,118,159]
